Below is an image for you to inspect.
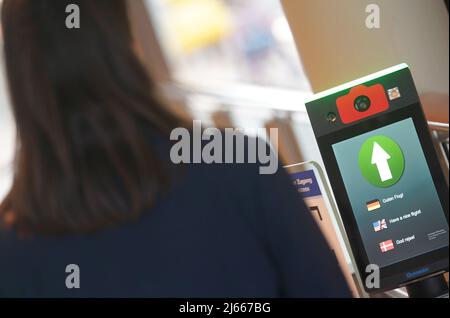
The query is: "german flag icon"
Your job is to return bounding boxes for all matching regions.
[366,199,381,212]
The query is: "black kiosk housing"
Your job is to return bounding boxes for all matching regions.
[305,64,449,296]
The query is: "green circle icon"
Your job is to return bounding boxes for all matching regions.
[358,135,405,188]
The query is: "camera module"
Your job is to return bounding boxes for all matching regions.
[326,112,337,123]
[354,95,371,112]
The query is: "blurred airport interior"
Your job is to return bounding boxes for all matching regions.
[0,0,317,201]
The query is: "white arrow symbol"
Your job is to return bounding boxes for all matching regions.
[371,142,393,182]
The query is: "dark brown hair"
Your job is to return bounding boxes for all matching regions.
[0,0,182,235]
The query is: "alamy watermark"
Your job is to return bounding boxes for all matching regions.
[170,121,279,175]
[65,264,81,289]
[65,4,80,29]
[365,264,380,290]
[366,4,381,29]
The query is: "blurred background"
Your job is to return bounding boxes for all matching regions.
[0,25,12,202]
[0,0,319,201]
[149,0,310,89]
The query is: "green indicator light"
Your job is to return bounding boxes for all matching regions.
[305,63,409,104]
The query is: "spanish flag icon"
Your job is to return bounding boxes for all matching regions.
[366,199,381,212]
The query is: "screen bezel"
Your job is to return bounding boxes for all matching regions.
[317,102,449,293]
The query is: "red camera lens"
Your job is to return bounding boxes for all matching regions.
[336,84,389,124]
[354,95,371,112]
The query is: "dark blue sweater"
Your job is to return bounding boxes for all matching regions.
[0,158,351,298]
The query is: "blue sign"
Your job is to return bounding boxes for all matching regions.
[290,170,322,198]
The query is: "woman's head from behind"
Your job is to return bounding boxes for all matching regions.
[1,0,180,235]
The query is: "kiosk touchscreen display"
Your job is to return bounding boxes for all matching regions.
[332,117,449,268]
